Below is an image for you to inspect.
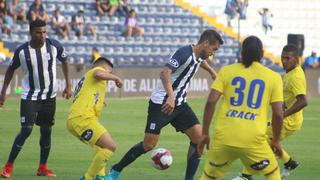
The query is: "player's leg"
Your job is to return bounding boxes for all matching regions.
[239,142,281,180]
[172,103,201,180]
[70,118,114,180]
[36,98,56,177]
[266,123,299,177]
[278,129,299,177]
[1,99,37,178]
[109,133,159,177]
[84,131,116,180]
[200,144,236,180]
[108,101,170,179]
[184,124,202,180]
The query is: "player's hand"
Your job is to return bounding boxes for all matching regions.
[115,78,123,88]
[198,135,210,156]
[0,94,5,107]
[62,86,73,99]
[161,96,175,115]
[270,139,283,157]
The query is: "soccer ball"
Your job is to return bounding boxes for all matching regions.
[150,148,173,170]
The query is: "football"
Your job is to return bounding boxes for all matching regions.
[150,148,173,170]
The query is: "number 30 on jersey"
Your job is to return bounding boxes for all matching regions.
[230,76,265,109]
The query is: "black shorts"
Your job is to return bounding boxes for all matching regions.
[145,100,200,134]
[20,98,56,126]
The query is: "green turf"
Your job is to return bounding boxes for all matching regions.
[0,97,319,180]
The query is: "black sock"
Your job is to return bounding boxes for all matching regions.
[8,127,33,163]
[185,142,200,180]
[39,127,52,164]
[113,141,146,172]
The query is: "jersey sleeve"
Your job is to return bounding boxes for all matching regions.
[165,48,186,72]
[270,74,283,103]
[8,49,21,70]
[290,76,306,97]
[211,67,225,93]
[51,39,68,62]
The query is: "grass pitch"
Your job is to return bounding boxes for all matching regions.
[0,97,319,180]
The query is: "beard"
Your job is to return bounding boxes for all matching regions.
[199,50,209,60]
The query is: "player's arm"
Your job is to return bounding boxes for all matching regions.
[0,68,15,107]
[93,69,123,88]
[198,89,221,156]
[270,101,283,157]
[284,94,307,118]
[1,49,21,107]
[200,60,217,80]
[61,60,72,99]
[160,67,175,115]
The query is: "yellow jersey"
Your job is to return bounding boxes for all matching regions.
[283,66,306,130]
[212,62,283,148]
[68,66,107,119]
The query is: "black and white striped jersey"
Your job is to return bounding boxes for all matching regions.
[9,38,67,100]
[151,45,203,106]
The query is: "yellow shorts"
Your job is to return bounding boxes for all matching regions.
[200,142,279,179]
[67,116,107,146]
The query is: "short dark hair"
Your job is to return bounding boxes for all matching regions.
[94,57,114,68]
[29,19,46,32]
[129,9,135,14]
[198,29,224,45]
[282,44,299,57]
[241,36,263,68]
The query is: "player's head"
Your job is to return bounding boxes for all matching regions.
[93,57,114,71]
[197,29,223,60]
[35,0,41,6]
[281,44,298,72]
[241,36,263,68]
[29,19,46,45]
[92,47,98,53]
[129,9,136,17]
[54,9,60,16]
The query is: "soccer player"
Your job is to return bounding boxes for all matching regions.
[235,44,308,179]
[107,29,223,180]
[67,57,123,180]
[198,36,284,180]
[0,19,72,178]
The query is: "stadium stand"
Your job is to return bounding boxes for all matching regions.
[0,0,281,71]
[185,0,320,58]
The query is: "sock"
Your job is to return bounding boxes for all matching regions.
[39,127,52,164]
[113,142,146,172]
[280,148,291,164]
[86,148,113,178]
[93,146,106,177]
[185,142,200,180]
[8,127,33,163]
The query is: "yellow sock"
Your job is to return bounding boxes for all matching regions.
[86,148,113,178]
[280,148,291,163]
[266,167,281,180]
[93,146,107,177]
